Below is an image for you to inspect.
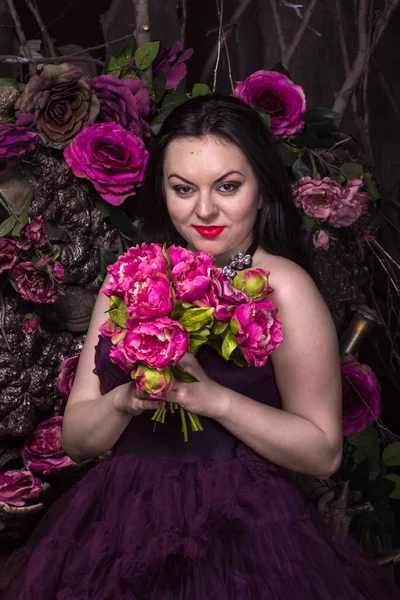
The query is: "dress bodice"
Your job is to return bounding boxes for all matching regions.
[94,336,281,461]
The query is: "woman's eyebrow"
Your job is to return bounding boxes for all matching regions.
[167,170,244,185]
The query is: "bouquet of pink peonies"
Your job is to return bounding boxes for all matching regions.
[100,243,283,440]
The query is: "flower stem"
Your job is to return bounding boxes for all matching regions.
[180,407,188,442]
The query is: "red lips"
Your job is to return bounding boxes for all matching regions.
[192,226,226,238]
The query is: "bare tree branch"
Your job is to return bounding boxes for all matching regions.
[370,0,400,55]
[332,0,369,114]
[0,54,104,66]
[66,33,135,58]
[24,0,56,56]
[213,0,224,92]
[132,0,152,84]
[6,0,35,74]
[270,0,287,60]
[372,56,400,119]
[200,0,255,84]
[180,0,187,49]
[285,0,319,67]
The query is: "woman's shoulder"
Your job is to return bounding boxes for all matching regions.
[253,250,315,298]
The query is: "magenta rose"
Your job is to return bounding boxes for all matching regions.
[235,70,306,138]
[327,179,369,228]
[22,416,73,475]
[118,317,189,369]
[313,230,329,250]
[22,313,41,335]
[341,355,380,436]
[11,259,64,303]
[169,245,213,302]
[0,113,37,174]
[152,41,194,89]
[99,318,125,343]
[91,74,151,138]
[0,470,43,506]
[0,238,18,274]
[198,267,248,321]
[103,243,167,297]
[231,298,283,367]
[64,122,149,206]
[16,217,48,251]
[57,355,79,397]
[124,271,174,319]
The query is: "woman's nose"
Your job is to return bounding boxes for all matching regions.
[195,191,219,220]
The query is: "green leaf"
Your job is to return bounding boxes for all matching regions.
[99,248,118,274]
[212,321,229,335]
[362,175,380,201]
[292,157,312,181]
[0,215,17,238]
[8,278,17,291]
[350,459,370,491]
[172,363,199,383]
[382,442,400,466]
[17,190,32,220]
[179,307,214,332]
[162,243,171,269]
[254,107,271,129]
[366,478,396,503]
[350,425,381,480]
[276,143,298,167]
[192,83,211,97]
[303,107,343,135]
[116,38,134,67]
[384,474,400,500]
[134,41,160,71]
[271,62,292,79]
[0,78,19,87]
[303,151,327,178]
[120,67,139,79]
[109,296,129,328]
[340,162,364,181]
[11,219,24,238]
[189,332,210,352]
[301,215,315,230]
[107,205,138,241]
[221,328,238,361]
[161,91,188,114]
[104,56,121,78]
[153,74,167,102]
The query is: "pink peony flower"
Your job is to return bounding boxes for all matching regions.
[0,113,37,174]
[152,41,194,89]
[22,313,41,335]
[22,416,73,475]
[169,245,213,302]
[0,238,18,274]
[99,318,126,344]
[16,217,48,250]
[10,259,64,303]
[64,122,148,206]
[232,268,272,301]
[91,74,151,138]
[293,177,368,228]
[57,355,79,397]
[132,365,175,398]
[124,271,174,319]
[313,230,329,250]
[0,470,43,507]
[103,243,167,297]
[197,267,248,321]
[231,298,283,366]
[117,317,189,370]
[341,355,380,436]
[235,70,306,138]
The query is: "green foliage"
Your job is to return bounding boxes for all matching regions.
[303,107,343,136]
[221,328,238,361]
[192,83,211,97]
[104,38,138,79]
[382,442,400,466]
[109,296,129,328]
[134,42,160,71]
[254,107,271,129]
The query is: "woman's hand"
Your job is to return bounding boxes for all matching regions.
[113,382,166,417]
[166,353,228,420]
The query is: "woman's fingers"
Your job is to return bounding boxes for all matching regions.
[134,399,165,411]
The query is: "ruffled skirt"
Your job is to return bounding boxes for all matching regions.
[0,447,399,599]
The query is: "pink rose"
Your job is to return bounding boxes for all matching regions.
[235,70,306,138]
[117,317,189,369]
[103,243,167,297]
[327,179,369,228]
[99,318,125,343]
[22,313,41,335]
[231,298,283,366]
[232,268,272,301]
[132,365,175,398]
[57,356,79,397]
[313,230,329,250]
[109,343,136,374]
[341,355,380,436]
[0,470,43,507]
[64,122,149,206]
[124,271,174,319]
[169,245,213,302]
[22,416,73,475]
[198,267,248,321]
[0,238,18,274]
[10,259,64,303]
[16,217,48,250]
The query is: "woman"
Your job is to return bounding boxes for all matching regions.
[1,95,399,599]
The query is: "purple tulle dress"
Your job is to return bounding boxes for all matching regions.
[1,336,399,599]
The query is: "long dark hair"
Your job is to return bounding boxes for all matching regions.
[138,94,310,272]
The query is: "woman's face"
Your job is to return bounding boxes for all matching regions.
[163,135,261,266]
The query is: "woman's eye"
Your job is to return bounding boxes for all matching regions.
[218,182,240,193]
[174,185,193,195]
